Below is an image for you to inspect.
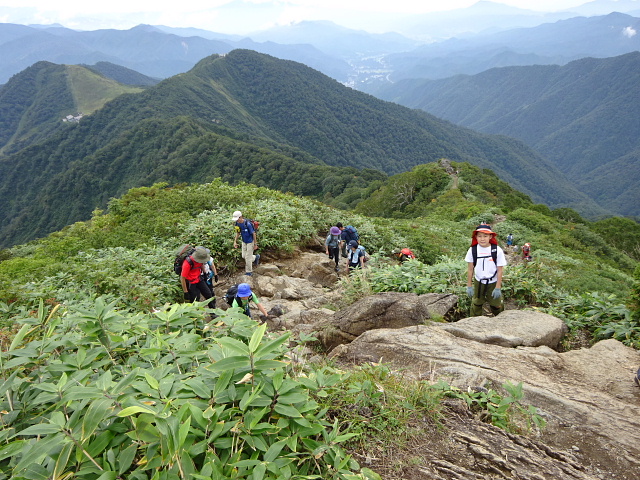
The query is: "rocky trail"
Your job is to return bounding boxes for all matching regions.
[213,247,640,480]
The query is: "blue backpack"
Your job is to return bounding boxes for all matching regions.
[344,225,359,242]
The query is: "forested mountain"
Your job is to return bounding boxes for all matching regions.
[0,61,142,156]
[373,52,640,218]
[0,50,607,248]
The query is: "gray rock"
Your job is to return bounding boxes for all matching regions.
[438,310,568,349]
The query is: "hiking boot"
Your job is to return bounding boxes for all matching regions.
[253,254,261,266]
[335,266,339,272]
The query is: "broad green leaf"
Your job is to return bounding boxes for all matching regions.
[159,376,174,398]
[14,434,64,472]
[17,423,62,436]
[8,324,31,351]
[209,356,251,372]
[264,439,288,463]
[117,406,155,417]
[3,356,33,369]
[53,441,74,480]
[252,462,267,480]
[117,444,138,475]
[0,440,25,462]
[32,382,58,393]
[253,359,287,370]
[248,323,267,354]
[273,404,302,418]
[215,337,250,356]
[82,398,114,441]
[185,378,211,399]
[276,392,309,404]
[144,373,159,390]
[21,463,50,480]
[96,370,113,391]
[254,332,290,359]
[63,386,104,402]
[178,417,191,451]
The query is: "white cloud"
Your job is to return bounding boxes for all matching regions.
[622,26,637,38]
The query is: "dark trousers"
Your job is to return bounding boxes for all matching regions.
[188,280,216,309]
[327,246,340,267]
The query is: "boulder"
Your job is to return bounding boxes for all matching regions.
[438,310,568,349]
[315,292,458,350]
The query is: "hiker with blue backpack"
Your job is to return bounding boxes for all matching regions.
[336,222,359,258]
[232,210,261,276]
[465,224,507,316]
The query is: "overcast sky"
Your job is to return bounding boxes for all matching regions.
[0,0,597,34]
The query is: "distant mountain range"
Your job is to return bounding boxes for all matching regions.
[0,50,605,248]
[3,6,640,88]
[373,52,640,218]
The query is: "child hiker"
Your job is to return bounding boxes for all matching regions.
[465,224,507,316]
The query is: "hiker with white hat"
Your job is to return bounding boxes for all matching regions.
[232,210,260,276]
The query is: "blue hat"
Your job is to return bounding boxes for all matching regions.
[237,283,252,297]
[348,240,359,248]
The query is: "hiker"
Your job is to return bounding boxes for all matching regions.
[180,246,216,309]
[232,210,261,276]
[336,222,359,258]
[325,226,342,272]
[506,233,514,247]
[346,240,365,274]
[522,242,532,261]
[465,224,507,317]
[393,247,416,263]
[201,248,219,290]
[228,282,268,320]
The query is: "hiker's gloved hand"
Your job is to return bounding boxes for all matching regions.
[214,274,219,283]
[183,292,190,300]
[492,288,502,299]
[466,286,474,298]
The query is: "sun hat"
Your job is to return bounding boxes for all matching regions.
[348,240,359,248]
[237,283,252,297]
[192,246,210,263]
[330,226,341,235]
[473,224,496,236]
[232,210,242,221]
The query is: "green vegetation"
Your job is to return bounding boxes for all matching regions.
[0,172,638,478]
[67,65,144,114]
[0,49,607,248]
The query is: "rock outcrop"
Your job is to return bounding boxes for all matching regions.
[218,250,640,479]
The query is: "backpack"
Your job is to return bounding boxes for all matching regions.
[224,284,251,316]
[326,233,340,247]
[173,244,195,275]
[344,225,359,242]
[224,284,239,306]
[471,244,497,267]
[246,219,260,231]
[357,245,369,263]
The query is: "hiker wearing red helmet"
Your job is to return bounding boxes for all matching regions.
[465,224,507,316]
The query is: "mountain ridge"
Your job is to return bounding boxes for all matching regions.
[0,50,608,247]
